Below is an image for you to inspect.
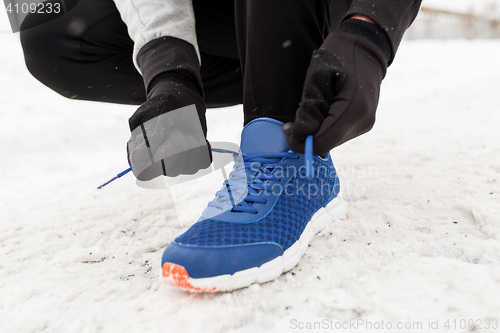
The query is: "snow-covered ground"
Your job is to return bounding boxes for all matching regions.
[423,0,500,16]
[1,31,500,332]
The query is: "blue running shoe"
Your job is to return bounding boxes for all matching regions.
[161,118,348,292]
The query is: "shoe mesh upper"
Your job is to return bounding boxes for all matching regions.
[174,157,337,250]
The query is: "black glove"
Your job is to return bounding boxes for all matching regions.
[282,21,389,156]
[127,72,211,181]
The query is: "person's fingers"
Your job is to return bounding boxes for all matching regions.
[285,95,354,156]
[153,130,185,176]
[282,122,304,154]
[184,133,211,173]
[283,97,350,156]
[183,134,208,175]
[131,133,178,181]
[200,140,212,169]
[164,152,187,177]
[282,49,346,154]
[129,138,153,174]
[166,134,198,177]
[313,92,376,156]
[128,94,181,132]
[133,137,183,181]
[135,161,165,181]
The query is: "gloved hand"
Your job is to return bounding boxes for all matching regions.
[282,29,388,156]
[127,72,211,181]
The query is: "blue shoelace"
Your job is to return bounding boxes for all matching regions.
[207,152,301,214]
[97,136,314,194]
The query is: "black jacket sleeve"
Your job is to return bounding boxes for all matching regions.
[344,0,422,64]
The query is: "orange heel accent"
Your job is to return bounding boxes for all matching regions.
[162,263,217,292]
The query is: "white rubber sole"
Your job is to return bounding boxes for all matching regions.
[160,190,348,292]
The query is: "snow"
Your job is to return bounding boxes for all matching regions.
[1,32,500,332]
[423,0,500,16]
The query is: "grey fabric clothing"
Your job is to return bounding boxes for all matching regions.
[113,0,200,71]
[113,0,422,70]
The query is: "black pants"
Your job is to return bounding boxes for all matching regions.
[20,0,351,124]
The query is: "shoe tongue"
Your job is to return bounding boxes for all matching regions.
[240,118,289,155]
